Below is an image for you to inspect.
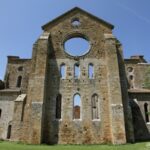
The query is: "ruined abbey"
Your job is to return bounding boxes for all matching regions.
[0,7,150,144]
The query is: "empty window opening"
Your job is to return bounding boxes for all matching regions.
[89,64,94,79]
[72,18,81,27]
[129,75,134,89]
[16,76,22,88]
[18,66,23,71]
[73,94,81,119]
[144,103,149,123]
[0,109,2,118]
[129,75,134,80]
[64,37,90,56]
[56,94,62,119]
[21,100,26,122]
[7,125,12,139]
[60,64,66,79]
[92,94,99,120]
[127,67,133,72]
[74,64,80,79]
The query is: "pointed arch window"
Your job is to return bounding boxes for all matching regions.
[92,94,99,120]
[88,63,94,79]
[74,64,80,79]
[144,103,149,123]
[73,94,81,119]
[56,94,62,119]
[60,64,66,79]
[16,76,22,87]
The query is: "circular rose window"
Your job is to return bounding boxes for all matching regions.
[64,37,90,56]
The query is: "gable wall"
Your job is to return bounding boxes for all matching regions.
[41,12,126,144]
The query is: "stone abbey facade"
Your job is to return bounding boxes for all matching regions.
[0,7,150,144]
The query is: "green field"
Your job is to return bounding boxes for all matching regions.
[0,141,150,150]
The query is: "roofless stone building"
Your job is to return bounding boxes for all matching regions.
[0,7,150,144]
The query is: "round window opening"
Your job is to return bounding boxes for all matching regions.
[72,19,80,27]
[72,20,80,27]
[64,37,90,56]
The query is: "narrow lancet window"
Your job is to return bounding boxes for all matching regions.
[60,64,66,79]
[0,109,2,118]
[129,75,134,89]
[73,94,81,119]
[16,76,22,87]
[56,94,62,119]
[144,103,149,123]
[88,64,94,79]
[74,64,80,79]
[92,94,99,120]
[7,125,12,139]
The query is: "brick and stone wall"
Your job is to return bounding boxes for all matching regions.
[0,8,149,145]
[41,9,127,144]
[4,56,31,93]
[0,90,20,139]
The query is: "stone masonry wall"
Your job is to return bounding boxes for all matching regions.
[42,10,126,144]
[125,60,150,141]
[1,8,150,145]
[5,57,31,93]
[0,91,20,139]
[125,61,150,89]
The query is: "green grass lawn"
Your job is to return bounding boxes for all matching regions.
[0,141,150,150]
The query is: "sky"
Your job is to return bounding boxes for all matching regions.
[0,0,150,79]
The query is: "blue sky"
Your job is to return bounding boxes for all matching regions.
[0,0,150,79]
